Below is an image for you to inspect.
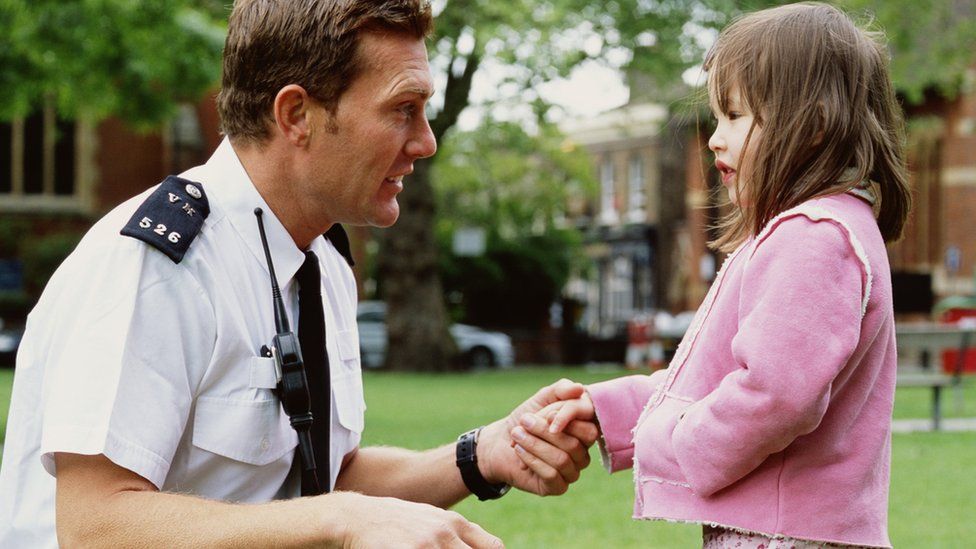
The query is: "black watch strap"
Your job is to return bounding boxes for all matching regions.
[456,427,510,501]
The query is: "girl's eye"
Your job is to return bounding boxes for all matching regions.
[728,111,742,121]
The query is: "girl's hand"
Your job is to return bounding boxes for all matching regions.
[543,392,595,434]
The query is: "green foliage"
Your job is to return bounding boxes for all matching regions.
[432,118,592,328]
[21,232,83,297]
[440,230,583,329]
[691,0,976,104]
[434,119,595,235]
[0,0,226,126]
[0,291,31,321]
[838,0,976,103]
[0,218,29,257]
[426,0,742,134]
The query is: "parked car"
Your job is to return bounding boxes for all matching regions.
[356,301,514,369]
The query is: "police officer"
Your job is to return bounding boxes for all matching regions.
[0,1,597,547]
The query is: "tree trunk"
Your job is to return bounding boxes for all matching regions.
[377,158,458,371]
[376,49,480,372]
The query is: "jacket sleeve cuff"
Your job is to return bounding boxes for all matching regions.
[587,372,665,473]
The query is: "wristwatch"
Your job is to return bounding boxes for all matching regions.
[456,427,511,501]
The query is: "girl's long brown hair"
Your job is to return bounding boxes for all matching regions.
[704,2,912,251]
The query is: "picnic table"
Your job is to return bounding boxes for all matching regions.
[896,322,975,430]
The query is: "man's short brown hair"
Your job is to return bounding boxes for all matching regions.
[217,0,433,143]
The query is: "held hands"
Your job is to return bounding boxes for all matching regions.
[475,379,600,496]
[510,384,597,479]
[539,390,595,435]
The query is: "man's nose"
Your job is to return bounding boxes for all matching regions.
[406,116,437,159]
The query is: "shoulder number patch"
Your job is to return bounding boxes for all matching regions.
[120,176,210,263]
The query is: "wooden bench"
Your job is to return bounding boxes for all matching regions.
[896,372,954,430]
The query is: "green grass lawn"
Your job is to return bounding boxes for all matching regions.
[359,367,976,548]
[1,366,974,547]
[0,369,12,444]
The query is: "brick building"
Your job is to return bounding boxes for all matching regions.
[561,102,721,339]
[0,98,224,313]
[890,66,976,304]
[0,96,378,317]
[563,66,976,340]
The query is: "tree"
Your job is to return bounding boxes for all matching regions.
[381,0,976,371]
[0,0,225,125]
[434,119,594,237]
[678,0,976,103]
[433,118,593,332]
[837,0,976,103]
[7,0,969,372]
[378,0,721,371]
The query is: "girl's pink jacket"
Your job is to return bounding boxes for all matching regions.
[588,193,895,548]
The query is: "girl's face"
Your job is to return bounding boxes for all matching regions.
[708,87,760,206]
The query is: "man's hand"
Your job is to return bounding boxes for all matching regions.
[475,379,599,496]
[334,492,503,549]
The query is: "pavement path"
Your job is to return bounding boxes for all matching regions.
[891,417,976,433]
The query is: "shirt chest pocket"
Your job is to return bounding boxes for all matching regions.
[333,328,365,434]
[191,396,297,466]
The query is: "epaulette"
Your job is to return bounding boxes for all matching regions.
[120,176,210,263]
[325,224,355,267]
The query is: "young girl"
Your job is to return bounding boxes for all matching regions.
[530,3,910,547]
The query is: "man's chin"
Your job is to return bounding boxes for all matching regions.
[366,206,400,228]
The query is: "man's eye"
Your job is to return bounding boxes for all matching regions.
[399,104,417,118]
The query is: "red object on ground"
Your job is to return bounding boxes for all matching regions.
[941,308,976,374]
[627,316,651,345]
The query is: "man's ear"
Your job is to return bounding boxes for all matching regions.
[273,85,313,147]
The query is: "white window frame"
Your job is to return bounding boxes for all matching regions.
[627,154,645,223]
[599,157,618,225]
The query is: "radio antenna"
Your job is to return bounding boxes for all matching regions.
[254,208,290,333]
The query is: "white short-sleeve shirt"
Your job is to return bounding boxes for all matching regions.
[0,138,365,547]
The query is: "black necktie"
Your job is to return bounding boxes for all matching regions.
[297,250,331,495]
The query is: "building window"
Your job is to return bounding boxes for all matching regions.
[0,103,81,211]
[627,154,645,222]
[599,157,618,224]
[169,103,205,174]
[602,255,634,327]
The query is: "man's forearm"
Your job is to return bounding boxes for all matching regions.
[335,443,470,508]
[54,452,354,548]
[59,488,349,548]
[56,452,500,548]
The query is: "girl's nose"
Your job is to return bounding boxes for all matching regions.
[708,129,724,152]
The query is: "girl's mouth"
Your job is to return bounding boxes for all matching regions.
[715,161,736,184]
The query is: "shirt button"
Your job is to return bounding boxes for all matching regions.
[259,437,271,451]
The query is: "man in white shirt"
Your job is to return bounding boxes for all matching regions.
[0,1,597,547]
